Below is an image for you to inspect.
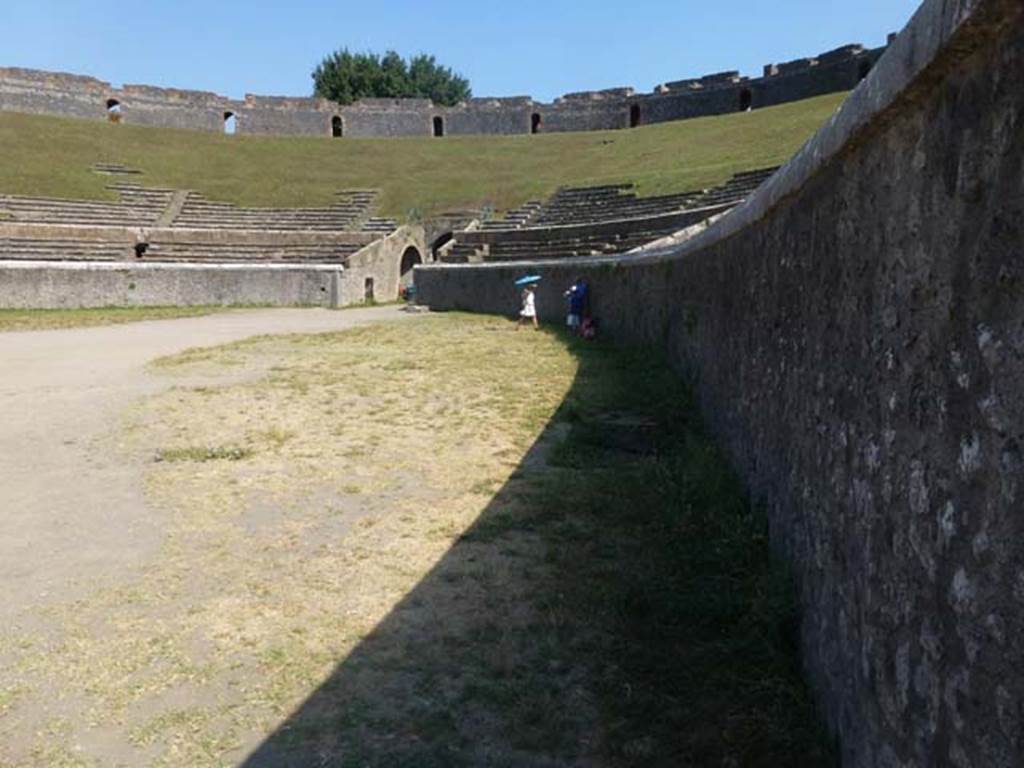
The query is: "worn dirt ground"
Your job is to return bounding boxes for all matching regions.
[0,309,582,766]
[0,311,829,766]
[0,307,410,625]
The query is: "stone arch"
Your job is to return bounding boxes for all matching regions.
[629,104,641,128]
[531,113,542,134]
[106,99,122,123]
[223,111,236,135]
[433,116,445,137]
[331,115,343,137]
[739,88,753,112]
[399,245,423,288]
[857,59,873,82]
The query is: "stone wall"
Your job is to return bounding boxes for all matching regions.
[414,0,1024,763]
[338,225,427,306]
[0,225,425,309]
[0,38,886,138]
[0,261,341,309]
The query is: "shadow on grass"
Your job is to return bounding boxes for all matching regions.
[242,330,835,767]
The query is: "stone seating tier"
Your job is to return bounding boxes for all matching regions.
[444,166,781,263]
[0,238,367,264]
[172,189,380,231]
[0,185,175,227]
[141,242,362,264]
[0,238,132,261]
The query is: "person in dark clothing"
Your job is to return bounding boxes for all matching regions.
[564,277,588,334]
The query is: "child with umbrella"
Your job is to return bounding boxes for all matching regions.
[515,275,541,331]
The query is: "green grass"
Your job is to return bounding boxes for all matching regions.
[0,306,222,332]
[154,444,253,463]
[0,93,847,218]
[533,335,836,765]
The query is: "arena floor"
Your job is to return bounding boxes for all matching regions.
[0,310,826,766]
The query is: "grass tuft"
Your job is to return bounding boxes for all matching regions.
[155,445,253,463]
[0,306,223,333]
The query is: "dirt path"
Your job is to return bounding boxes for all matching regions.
[0,307,411,622]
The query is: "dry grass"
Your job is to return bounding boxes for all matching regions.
[0,306,223,333]
[0,314,830,767]
[0,314,578,766]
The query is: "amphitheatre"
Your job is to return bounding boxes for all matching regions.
[0,0,1021,765]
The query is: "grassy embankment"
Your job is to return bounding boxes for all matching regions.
[0,314,833,766]
[0,93,846,218]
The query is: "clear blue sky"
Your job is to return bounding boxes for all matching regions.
[6,1,921,103]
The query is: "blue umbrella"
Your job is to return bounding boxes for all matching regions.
[514,275,542,286]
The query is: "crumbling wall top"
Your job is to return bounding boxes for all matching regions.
[557,87,636,102]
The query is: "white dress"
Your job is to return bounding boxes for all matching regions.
[521,292,536,318]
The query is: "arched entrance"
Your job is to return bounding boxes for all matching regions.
[629,104,641,128]
[223,111,236,135]
[433,116,445,137]
[106,99,122,124]
[399,246,423,289]
[331,115,343,137]
[739,89,753,112]
[531,113,542,134]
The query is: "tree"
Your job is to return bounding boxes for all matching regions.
[312,50,471,107]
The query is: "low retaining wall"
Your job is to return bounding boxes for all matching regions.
[0,261,341,309]
[416,0,1024,763]
[0,225,427,309]
[0,222,380,247]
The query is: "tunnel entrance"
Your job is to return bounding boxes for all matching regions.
[399,246,423,289]
[629,104,641,128]
[433,116,445,137]
[106,99,122,124]
[531,113,542,134]
[739,89,753,112]
[332,116,343,137]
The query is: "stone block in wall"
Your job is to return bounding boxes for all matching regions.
[663,78,704,91]
[559,87,634,102]
[777,57,819,75]
[815,43,866,65]
[699,71,742,86]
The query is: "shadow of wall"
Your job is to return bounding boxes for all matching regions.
[413,3,1024,763]
[242,332,830,767]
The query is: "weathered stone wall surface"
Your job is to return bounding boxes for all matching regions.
[0,225,420,309]
[415,1,1024,763]
[0,262,341,308]
[0,39,885,138]
[339,225,427,305]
